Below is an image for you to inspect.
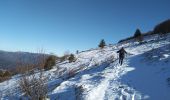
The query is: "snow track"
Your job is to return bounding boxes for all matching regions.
[85,60,136,100]
[1,33,170,99]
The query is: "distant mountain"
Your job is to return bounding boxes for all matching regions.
[0,50,47,70]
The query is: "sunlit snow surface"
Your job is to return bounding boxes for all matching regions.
[0,33,170,100]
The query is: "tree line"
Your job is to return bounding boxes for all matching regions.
[118,19,170,43]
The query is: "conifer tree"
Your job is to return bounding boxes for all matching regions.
[98,39,106,49]
[134,29,142,38]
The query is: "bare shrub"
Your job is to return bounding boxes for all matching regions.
[68,69,76,79]
[36,49,48,70]
[18,49,48,99]
[14,62,36,75]
[19,71,47,100]
[13,49,48,75]
[0,70,4,77]
[0,76,10,83]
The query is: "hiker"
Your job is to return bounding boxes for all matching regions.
[117,47,127,65]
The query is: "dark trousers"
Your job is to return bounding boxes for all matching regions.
[119,57,124,65]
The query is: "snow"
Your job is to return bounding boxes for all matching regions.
[0,33,170,100]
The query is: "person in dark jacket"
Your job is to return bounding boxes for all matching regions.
[117,47,127,65]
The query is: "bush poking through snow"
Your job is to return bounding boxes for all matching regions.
[3,70,11,77]
[18,51,48,99]
[0,70,11,82]
[19,71,47,100]
[44,55,57,70]
[0,77,10,83]
[75,85,84,100]
[68,54,76,63]
[68,69,77,79]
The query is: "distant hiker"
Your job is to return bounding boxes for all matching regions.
[117,47,127,65]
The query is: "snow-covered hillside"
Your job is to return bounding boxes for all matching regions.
[0,33,170,100]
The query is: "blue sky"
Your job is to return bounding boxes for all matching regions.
[0,0,170,55]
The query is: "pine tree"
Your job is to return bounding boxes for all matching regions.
[134,29,142,38]
[98,39,106,49]
[134,29,143,42]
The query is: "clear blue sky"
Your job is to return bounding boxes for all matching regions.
[0,0,170,56]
